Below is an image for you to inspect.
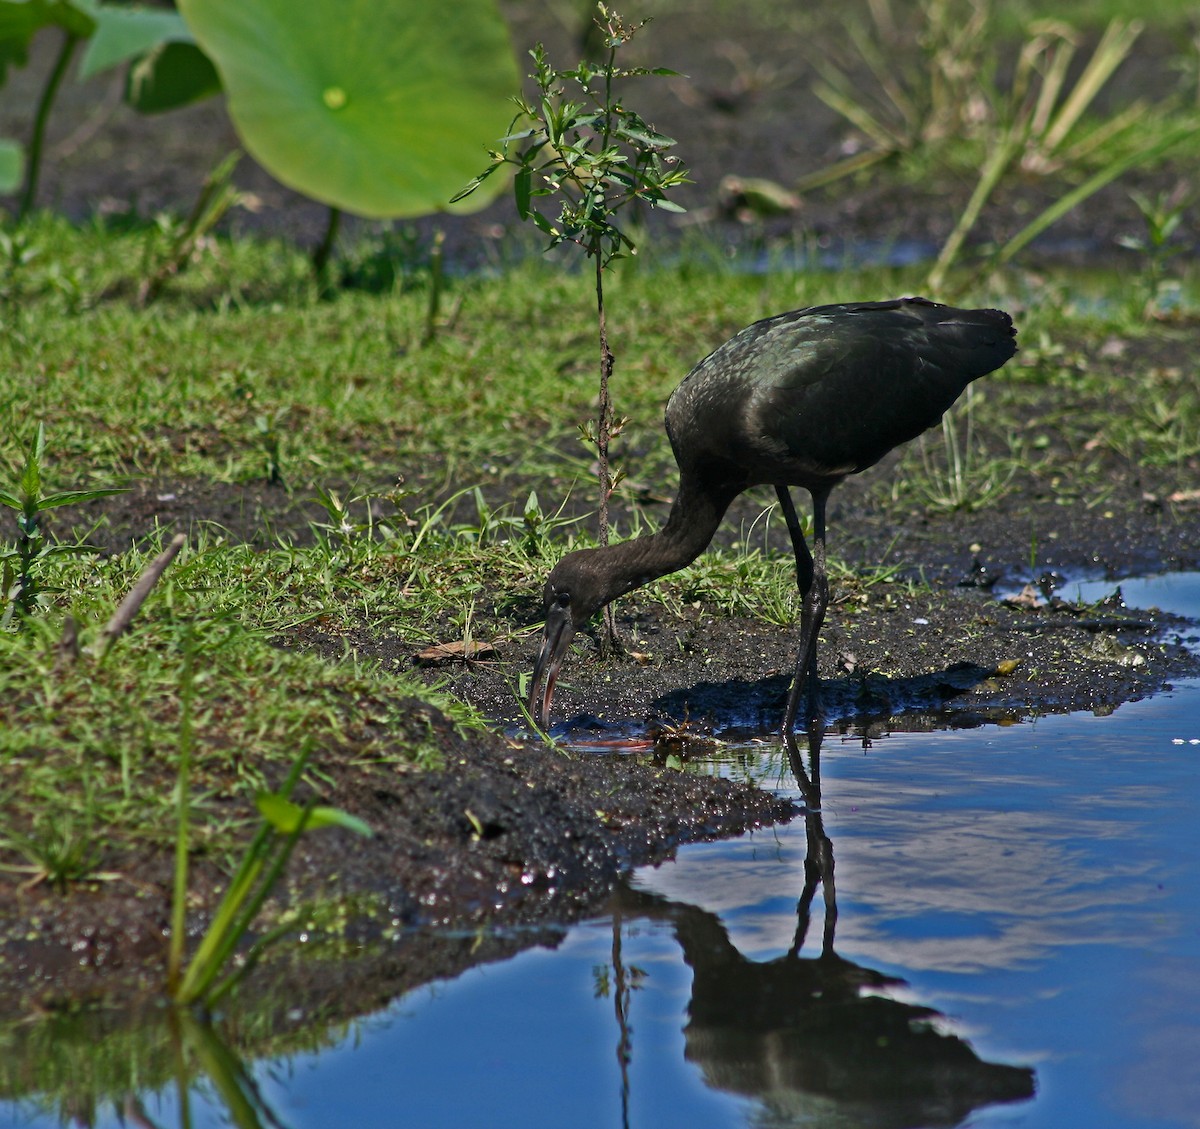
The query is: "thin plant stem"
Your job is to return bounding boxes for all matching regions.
[595,250,618,655]
[19,31,79,221]
[174,748,311,1004]
[592,24,622,655]
[926,128,1019,294]
[421,229,445,347]
[167,630,197,995]
[175,826,272,1001]
[182,811,308,1004]
[594,255,613,549]
[312,205,342,280]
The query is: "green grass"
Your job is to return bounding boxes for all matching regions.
[1,211,1199,890]
[3,214,1197,494]
[0,527,483,887]
[0,214,888,487]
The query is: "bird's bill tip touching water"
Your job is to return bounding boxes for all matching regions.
[529,603,574,731]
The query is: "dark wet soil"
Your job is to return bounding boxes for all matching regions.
[3,1,1200,1040]
[1,715,793,1014]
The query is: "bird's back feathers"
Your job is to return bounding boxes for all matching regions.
[666,296,1016,489]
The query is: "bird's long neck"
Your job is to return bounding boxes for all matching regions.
[588,472,735,605]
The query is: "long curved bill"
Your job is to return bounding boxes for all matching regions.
[529,603,574,731]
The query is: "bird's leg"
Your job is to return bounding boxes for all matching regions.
[787,718,836,959]
[774,485,813,596]
[782,487,830,734]
[776,482,819,733]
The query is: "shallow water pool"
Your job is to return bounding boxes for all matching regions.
[4,576,1200,1129]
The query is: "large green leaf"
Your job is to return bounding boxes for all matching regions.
[176,0,519,218]
[77,2,191,80]
[126,40,220,113]
[0,137,22,191]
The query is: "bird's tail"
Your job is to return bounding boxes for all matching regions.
[902,297,1018,380]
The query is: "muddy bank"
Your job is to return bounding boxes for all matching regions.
[0,715,792,1019]
[7,317,1199,1026]
[7,468,1197,1023]
[5,465,1200,1112]
[434,582,1200,738]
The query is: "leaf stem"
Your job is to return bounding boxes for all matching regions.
[312,205,342,281]
[19,31,79,222]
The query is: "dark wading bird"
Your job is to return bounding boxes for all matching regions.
[529,296,1018,734]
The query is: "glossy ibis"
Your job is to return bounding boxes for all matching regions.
[529,296,1018,733]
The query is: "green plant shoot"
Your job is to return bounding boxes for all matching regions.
[0,423,122,626]
[169,668,372,1007]
[452,4,688,652]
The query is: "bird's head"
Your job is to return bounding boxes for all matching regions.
[528,551,608,731]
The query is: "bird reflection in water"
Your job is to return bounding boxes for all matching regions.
[608,722,1035,1129]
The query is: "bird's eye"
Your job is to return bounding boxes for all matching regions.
[554,590,571,608]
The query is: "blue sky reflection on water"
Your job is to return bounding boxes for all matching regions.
[3,577,1199,1129]
[252,679,1200,1129]
[273,926,754,1129]
[618,715,1195,1128]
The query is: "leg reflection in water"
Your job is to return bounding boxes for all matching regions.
[610,717,1035,1126]
[786,718,836,963]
